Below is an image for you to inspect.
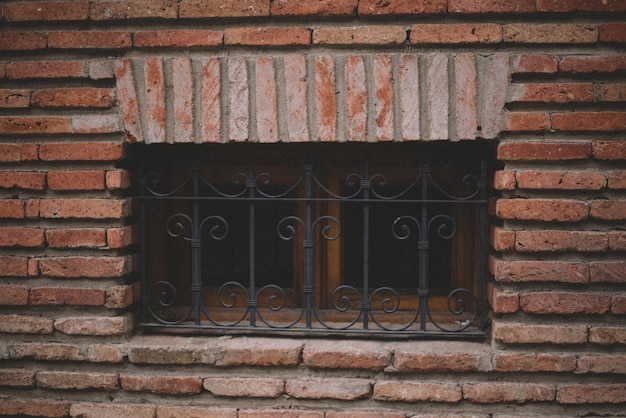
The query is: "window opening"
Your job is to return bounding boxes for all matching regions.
[137,143,490,338]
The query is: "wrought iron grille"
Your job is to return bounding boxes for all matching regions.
[138,144,489,338]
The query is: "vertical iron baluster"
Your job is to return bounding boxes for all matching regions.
[304,158,314,328]
[418,159,430,331]
[190,160,202,326]
[361,152,371,330]
[477,155,487,331]
[139,152,148,324]
[248,152,257,327]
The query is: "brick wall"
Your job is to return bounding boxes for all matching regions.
[1,1,626,417]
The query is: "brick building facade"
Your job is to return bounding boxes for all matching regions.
[1,1,626,417]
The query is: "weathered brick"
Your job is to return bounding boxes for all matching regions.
[5,1,88,21]
[326,413,405,418]
[254,57,278,143]
[345,55,367,141]
[39,142,123,161]
[503,112,551,132]
[516,170,606,190]
[0,368,36,387]
[9,343,82,361]
[0,144,38,162]
[201,57,221,143]
[410,24,501,44]
[609,231,626,250]
[593,140,626,160]
[0,88,30,108]
[427,53,449,140]
[487,282,519,313]
[490,226,515,251]
[227,57,249,142]
[519,292,611,315]
[590,262,626,283]
[106,169,132,190]
[157,406,238,418]
[494,352,576,372]
[560,56,626,73]
[6,60,86,79]
[0,32,46,51]
[511,54,558,74]
[491,258,589,283]
[225,27,310,46]
[463,382,555,403]
[239,411,323,418]
[272,0,356,16]
[105,285,135,309]
[0,314,54,334]
[503,24,597,43]
[30,287,105,306]
[38,256,131,278]
[121,374,202,395]
[217,337,302,366]
[591,200,626,220]
[0,285,29,305]
[31,88,115,108]
[495,198,589,222]
[203,377,284,397]
[46,228,107,248]
[128,341,207,365]
[508,83,594,103]
[589,326,626,345]
[285,378,371,400]
[449,0,536,12]
[455,53,478,140]
[86,344,124,363]
[107,225,136,248]
[0,227,44,247]
[515,230,608,252]
[90,0,177,19]
[480,53,509,139]
[557,384,626,403]
[0,116,72,134]
[302,340,391,370]
[374,54,393,141]
[498,141,591,161]
[0,398,70,418]
[373,381,462,403]
[493,321,588,344]
[70,403,155,418]
[596,83,626,102]
[577,354,626,374]
[48,30,132,49]
[179,0,270,18]
[313,26,406,45]
[538,0,626,12]
[359,0,446,14]
[284,55,309,142]
[553,112,626,132]
[599,23,626,42]
[54,313,133,336]
[39,198,130,219]
[115,59,143,143]
[134,30,223,48]
[47,170,105,190]
[0,256,28,276]
[0,171,46,190]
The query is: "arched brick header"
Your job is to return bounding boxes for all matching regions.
[115,53,509,144]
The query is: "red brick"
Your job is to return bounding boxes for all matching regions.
[5,1,88,21]
[90,0,176,19]
[374,381,462,403]
[0,285,28,305]
[0,199,25,218]
[158,406,237,418]
[553,111,626,132]
[201,57,221,143]
[134,30,223,48]
[128,339,207,364]
[6,60,86,79]
[480,53,509,139]
[538,0,626,12]
[71,403,155,418]
[494,352,576,372]
[86,344,124,363]
[359,0,445,14]
[492,170,515,191]
[391,341,485,372]
[225,27,310,46]
[590,262,626,283]
[203,377,284,397]
[115,59,143,143]
[498,141,591,161]
[255,57,278,143]
[345,55,367,141]
[0,256,28,276]
[144,57,166,143]
[455,53,478,140]
[302,340,391,370]
[284,55,309,142]
[105,285,135,309]
[491,258,589,283]
[47,170,105,190]
[106,169,132,190]
[410,24,501,44]
[488,282,519,313]
[0,398,70,418]
[0,88,30,108]
[515,230,607,252]
[107,225,136,248]
[285,378,371,400]
[46,228,106,248]
[54,313,133,336]
[426,54,449,140]
[596,83,626,101]
[0,171,46,190]
[590,200,626,220]
[612,295,626,314]
[493,321,588,344]
[503,24,598,43]
[511,54,558,74]
[0,116,71,134]
[577,354,626,374]
[313,26,406,45]
[0,314,54,334]
[121,375,202,395]
[520,292,611,315]
[495,198,588,222]
[374,54,393,141]
[508,83,594,103]
[38,256,131,278]
[0,32,46,51]
[560,56,626,73]
[30,287,105,306]
[449,0,535,12]
[399,54,420,141]
[516,170,606,190]
[272,0,356,16]
[39,198,130,219]
[0,144,38,162]
[557,383,626,403]
[0,227,44,247]
[326,413,404,418]
[463,382,555,403]
[239,411,322,418]
[9,343,82,361]
[179,0,270,18]
[590,326,626,344]
[593,140,626,160]
[0,368,36,387]
[503,112,550,132]
[599,23,626,42]
[37,371,118,391]
[48,30,131,49]
[217,337,302,366]
[31,88,115,108]
[609,231,626,250]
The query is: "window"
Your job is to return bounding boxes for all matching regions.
[137,142,490,337]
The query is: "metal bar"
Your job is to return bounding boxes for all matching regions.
[418,159,429,331]
[304,157,314,329]
[247,151,257,327]
[362,152,370,330]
